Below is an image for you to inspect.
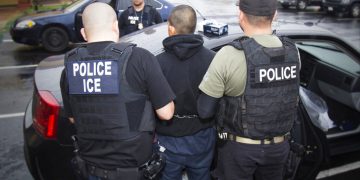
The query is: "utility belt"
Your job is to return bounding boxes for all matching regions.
[71,136,165,180]
[218,132,288,145]
[72,152,165,180]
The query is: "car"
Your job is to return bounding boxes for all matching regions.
[10,0,174,52]
[323,0,360,17]
[278,0,323,10]
[23,17,360,179]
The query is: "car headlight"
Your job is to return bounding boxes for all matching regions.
[15,20,36,29]
[341,0,350,4]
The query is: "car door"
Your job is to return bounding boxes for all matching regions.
[290,36,360,179]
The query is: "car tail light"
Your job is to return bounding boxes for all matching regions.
[33,90,60,139]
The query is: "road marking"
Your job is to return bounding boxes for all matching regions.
[0,112,25,119]
[2,39,13,43]
[316,161,360,179]
[0,64,38,70]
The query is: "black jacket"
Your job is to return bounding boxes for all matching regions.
[156,34,215,137]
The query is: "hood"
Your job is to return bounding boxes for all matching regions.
[17,10,65,22]
[162,34,204,60]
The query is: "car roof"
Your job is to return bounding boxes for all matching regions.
[34,19,349,101]
[121,19,336,55]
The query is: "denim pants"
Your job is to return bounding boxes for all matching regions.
[159,144,214,180]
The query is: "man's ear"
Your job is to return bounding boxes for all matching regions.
[80,28,87,42]
[168,23,176,36]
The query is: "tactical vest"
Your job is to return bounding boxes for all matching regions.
[216,37,300,140]
[124,5,155,35]
[129,5,156,26]
[65,43,155,141]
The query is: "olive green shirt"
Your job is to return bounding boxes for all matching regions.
[199,35,283,98]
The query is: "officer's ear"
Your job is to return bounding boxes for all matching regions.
[239,10,245,25]
[80,28,88,42]
[113,20,120,37]
[272,10,278,22]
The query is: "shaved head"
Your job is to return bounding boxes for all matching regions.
[169,5,197,34]
[81,2,119,42]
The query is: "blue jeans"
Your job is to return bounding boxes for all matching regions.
[158,141,214,180]
[160,149,214,180]
[88,175,101,180]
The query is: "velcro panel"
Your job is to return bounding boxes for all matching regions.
[126,98,146,131]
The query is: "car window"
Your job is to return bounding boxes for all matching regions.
[64,0,87,13]
[147,0,163,9]
[117,0,132,10]
[296,41,360,75]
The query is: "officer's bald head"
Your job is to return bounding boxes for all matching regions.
[81,2,119,42]
[168,5,197,35]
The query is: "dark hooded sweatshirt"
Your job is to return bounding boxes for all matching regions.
[156,34,216,154]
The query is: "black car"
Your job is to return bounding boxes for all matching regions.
[10,0,174,52]
[278,0,323,10]
[323,0,360,17]
[23,19,360,180]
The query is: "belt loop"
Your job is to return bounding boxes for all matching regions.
[260,139,264,145]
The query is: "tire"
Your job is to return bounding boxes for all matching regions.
[41,26,69,52]
[296,0,307,10]
[282,4,290,9]
[351,3,360,18]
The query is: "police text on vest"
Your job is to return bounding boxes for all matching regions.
[258,66,297,83]
[72,61,112,93]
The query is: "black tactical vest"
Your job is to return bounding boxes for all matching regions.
[123,5,155,35]
[65,43,156,141]
[216,36,300,140]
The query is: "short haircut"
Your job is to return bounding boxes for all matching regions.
[82,2,117,35]
[243,13,274,27]
[168,5,197,34]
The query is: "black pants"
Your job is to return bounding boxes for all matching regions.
[212,139,290,180]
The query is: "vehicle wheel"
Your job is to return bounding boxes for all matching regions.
[296,0,307,10]
[41,26,69,52]
[351,3,360,18]
[282,4,290,9]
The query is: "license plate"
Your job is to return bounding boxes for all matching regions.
[328,7,333,11]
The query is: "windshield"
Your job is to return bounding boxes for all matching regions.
[296,41,360,75]
[64,0,88,13]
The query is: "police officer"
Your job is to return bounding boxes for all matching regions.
[118,0,163,36]
[155,5,216,180]
[197,0,300,179]
[60,2,175,180]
